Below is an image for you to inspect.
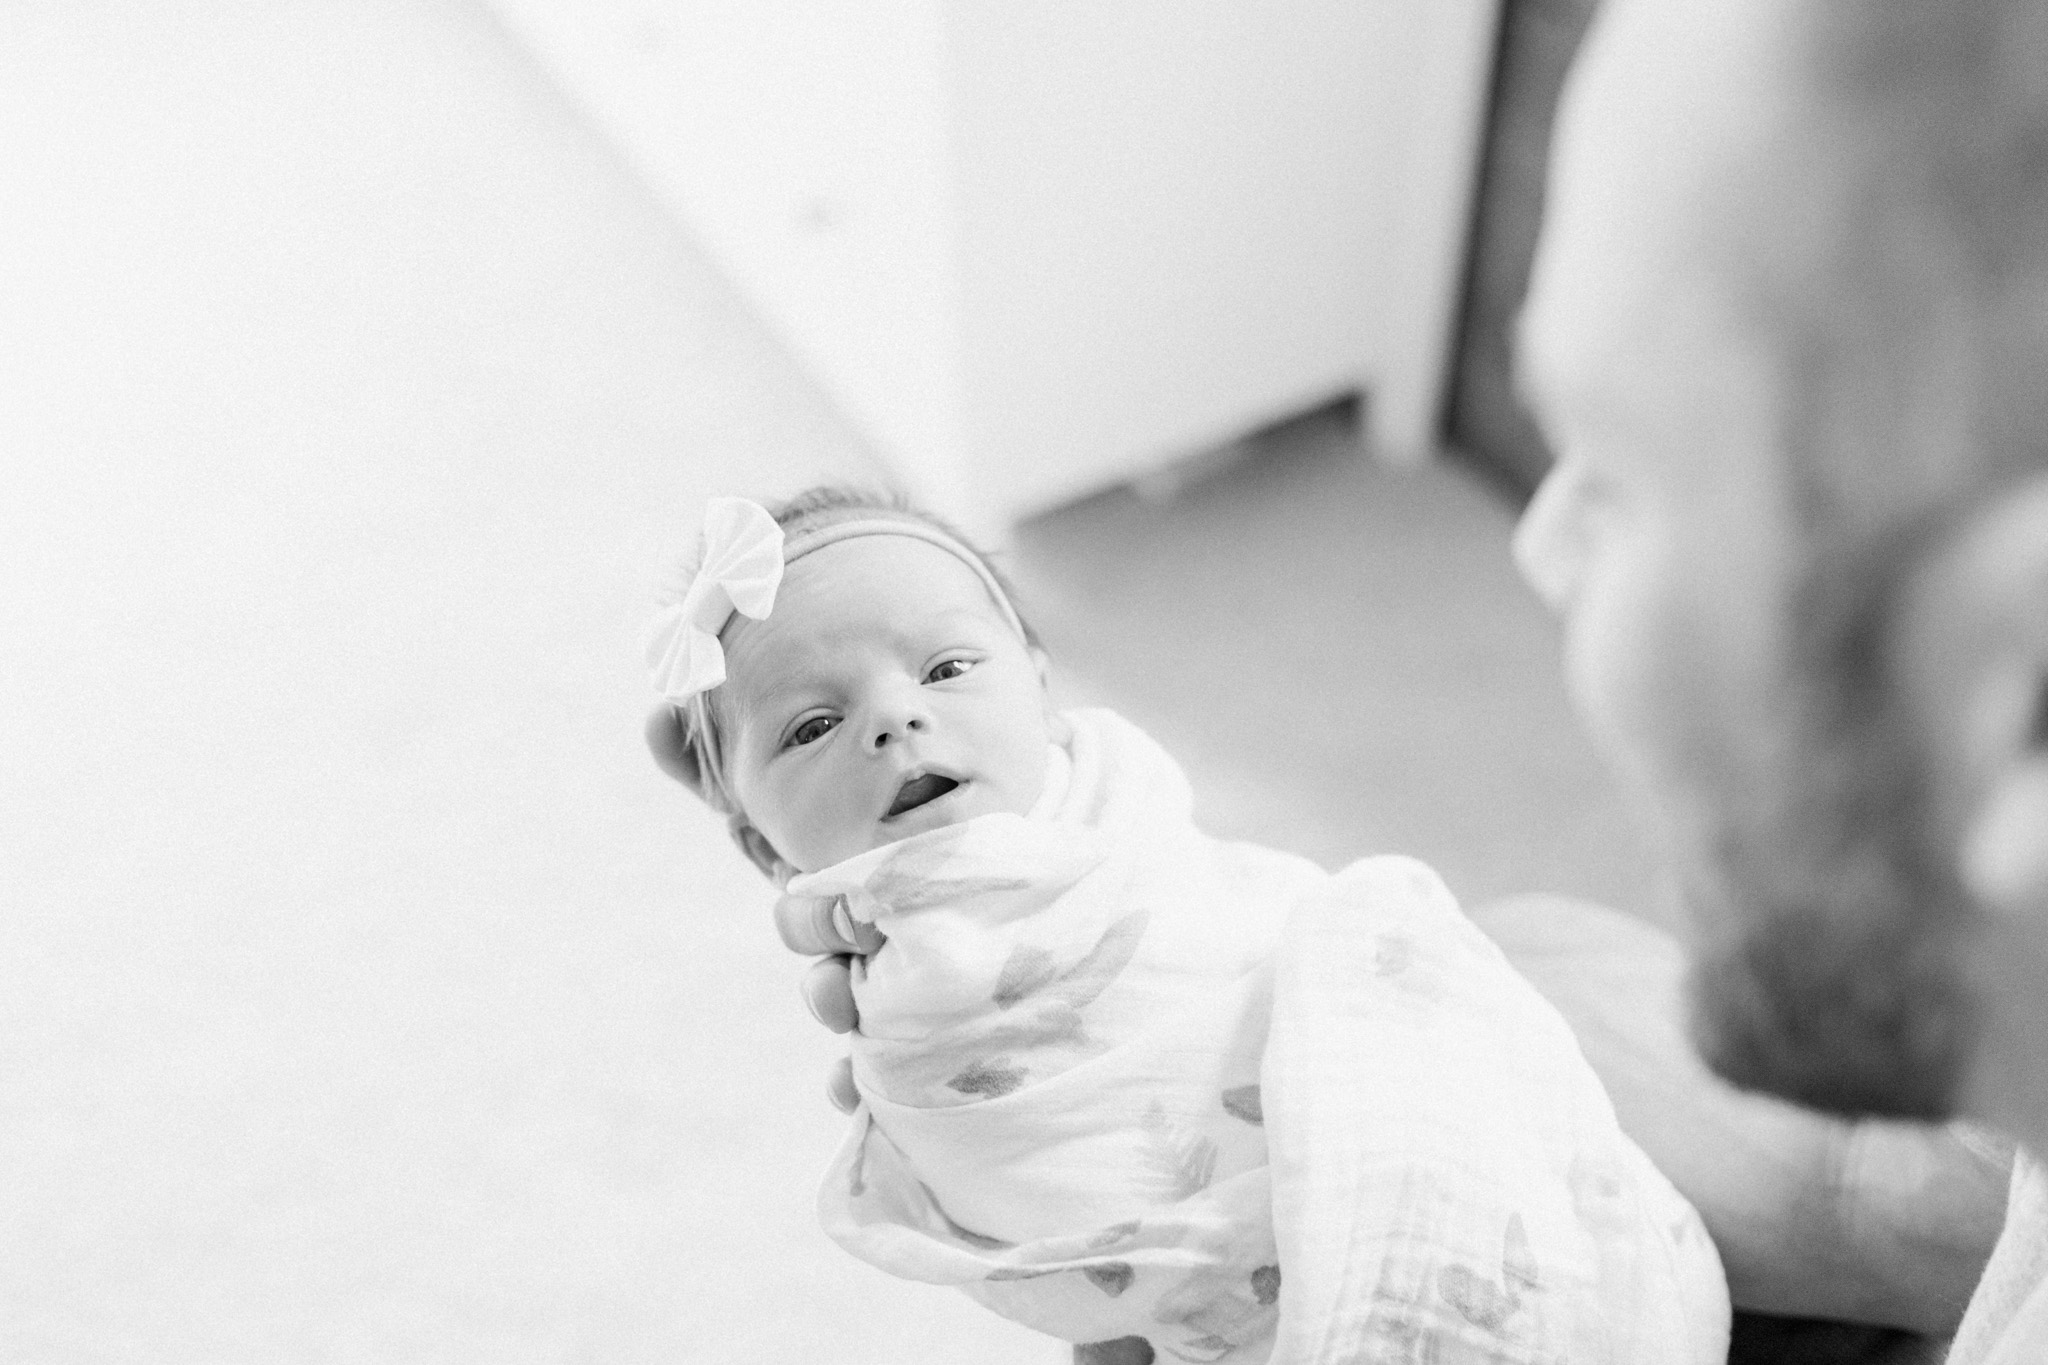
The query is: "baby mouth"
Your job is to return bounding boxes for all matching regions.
[885,772,961,819]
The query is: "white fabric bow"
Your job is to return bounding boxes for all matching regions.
[645,497,785,704]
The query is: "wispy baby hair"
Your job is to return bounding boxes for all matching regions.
[659,484,1039,882]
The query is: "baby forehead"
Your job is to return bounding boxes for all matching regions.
[786,534,1012,621]
[725,535,1013,664]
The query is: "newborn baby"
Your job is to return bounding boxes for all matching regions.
[646,487,1729,1364]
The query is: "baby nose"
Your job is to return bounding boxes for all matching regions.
[866,691,931,750]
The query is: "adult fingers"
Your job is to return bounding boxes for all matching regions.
[802,955,860,1034]
[827,1055,860,1114]
[775,893,886,957]
[775,893,853,955]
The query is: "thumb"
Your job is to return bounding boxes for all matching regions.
[776,892,886,957]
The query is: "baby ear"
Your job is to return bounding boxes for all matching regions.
[644,702,789,883]
[729,817,794,886]
[644,704,709,796]
[1029,645,1073,744]
[1893,473,2048,918]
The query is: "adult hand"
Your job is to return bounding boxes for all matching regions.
[647,702,886,1111]
[775,886,886,1115]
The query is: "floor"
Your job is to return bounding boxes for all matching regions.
[1,5,1653,1363]
[1014,404,1658,922]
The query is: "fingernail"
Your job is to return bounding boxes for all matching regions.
[830,897,859,945]
[800,977,825,1026]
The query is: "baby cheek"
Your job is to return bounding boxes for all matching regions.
[1001,750,1046,816]
[738,767,833,872]
[789,783,875,868]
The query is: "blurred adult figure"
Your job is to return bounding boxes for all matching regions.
[654,0,2048,1353]
[1514,0,2048,1356]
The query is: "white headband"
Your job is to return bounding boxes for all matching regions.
[643,497,1027,709]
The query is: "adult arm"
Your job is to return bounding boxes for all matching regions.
[1472,893,2009,1334]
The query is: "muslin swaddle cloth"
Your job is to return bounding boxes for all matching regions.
[790,709,1728,1363]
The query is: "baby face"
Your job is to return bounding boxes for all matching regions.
[718,535,1055,874]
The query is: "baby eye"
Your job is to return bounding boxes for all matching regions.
[925,658,975,683]
[788,715,838,747]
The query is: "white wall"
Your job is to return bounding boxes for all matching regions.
[1359,1,1505,455]
[0,3,1050,1359]
[946,1,1395,517]
[484,0,1497,531]
[484,0,969,508]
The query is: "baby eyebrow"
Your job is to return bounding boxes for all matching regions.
[764,692,832,732]
[729,679,822,741]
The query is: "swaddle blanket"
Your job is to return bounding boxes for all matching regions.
[791,709,1728,1363]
